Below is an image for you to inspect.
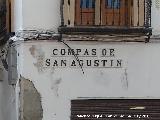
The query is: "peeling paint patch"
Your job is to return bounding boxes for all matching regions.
[121,69,129,90]
[51,78,62,97]
[29,45,45,73]
[19,76,43,120]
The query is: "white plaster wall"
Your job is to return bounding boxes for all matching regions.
[12,0,160,35]
[152,0,160,35]
[16,41,160,120]
[13,0,60,32]
[11,0,160,120]
[13,0,23,31]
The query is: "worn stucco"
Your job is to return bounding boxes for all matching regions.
[0,50,17,120]
[19,76,43,120]
[14,40,160,120]
[8,0,160,120]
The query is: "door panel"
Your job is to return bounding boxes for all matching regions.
[75,0,136,27]
[101,0,130,26]
[75,0,95,26]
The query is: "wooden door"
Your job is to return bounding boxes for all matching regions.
[71,99,160,120]
[75,0,95,26]
[101,0,131,26]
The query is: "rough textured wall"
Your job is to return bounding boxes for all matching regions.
[15,40,160,120]
[0,45,17,120]
[19,76,43,120]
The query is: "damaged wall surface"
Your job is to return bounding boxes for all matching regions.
[19,76,43,120]
[8,0,160,120]
[14,40,160,120]
[0,46,17,120]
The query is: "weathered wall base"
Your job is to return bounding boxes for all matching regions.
[0,45,17,120]
[19,76,43,120]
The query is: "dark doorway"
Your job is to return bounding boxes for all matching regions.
[71,99,160,119]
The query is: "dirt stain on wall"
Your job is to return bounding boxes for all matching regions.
[29,45,45,73]
[51,78,62,97]
[121,69,129,90]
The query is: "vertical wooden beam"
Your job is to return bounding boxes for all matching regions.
[75,0,81,25]
[120,0,126,26]
[139,0,144,26]
[95,0,100,25]
[127,0,132,26]
[101,0,106,25]
[69,0,75,26]
[130,0,134,26]
[63,0,69,26]
[133,0,138,26]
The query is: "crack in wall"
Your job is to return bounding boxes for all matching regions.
[60,40,85,74]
